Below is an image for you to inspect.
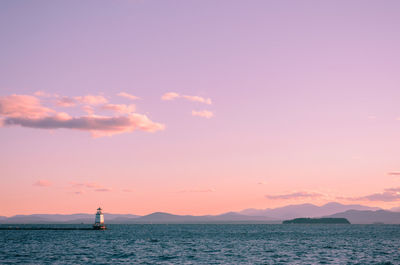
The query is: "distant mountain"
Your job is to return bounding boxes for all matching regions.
[0,203,390,224]
[0,212,278,224]
[325,210,400,224]
[239,202,381,219]
[0,213,140,224]
[391,207,400,212]
[125,212,278,224]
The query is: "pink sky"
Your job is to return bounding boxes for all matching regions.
[0,0,399,216]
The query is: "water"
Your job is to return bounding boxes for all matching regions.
[1,224,399,264]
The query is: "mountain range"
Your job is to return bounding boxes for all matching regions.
[1,203,399,224]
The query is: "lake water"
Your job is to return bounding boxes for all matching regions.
[1,224,399,264]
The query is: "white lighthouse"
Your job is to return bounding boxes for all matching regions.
[93,207,106,230]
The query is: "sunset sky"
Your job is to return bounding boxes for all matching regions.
[1,0,399,216]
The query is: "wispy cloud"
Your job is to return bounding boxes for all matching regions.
[95,188,112,192]
[177,188,215,193]
[191,110,214,119]
[100,103,135,114]
[341,187,400,202]
[70,182,102,189]
[161,92,180,101]
[34,91,57,98]
[388,172,400,176]
[55,97,76,107]
[0,94,164,137]
[117,92,140,100]
[0,94,55,119]
[74,95,108,105]
[265,191,323,200]
[33,180,52,187]
[161,92,212,105]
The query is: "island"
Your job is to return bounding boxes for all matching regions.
[282,218,350,224]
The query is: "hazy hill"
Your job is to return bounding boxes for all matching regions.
[1,203,395,224]
[325,210,400,224]
[0,213,140,224]
[125,212,278,224]
[391,207,400,212]
[239,202,381,219]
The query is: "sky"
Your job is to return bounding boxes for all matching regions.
[0,0,399,216]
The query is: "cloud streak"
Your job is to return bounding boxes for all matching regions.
[192,110,214,119]
[0,94,164,137]
[341,187,400,202]
[117,92,140,100]
[33,180,52,187]
[74,95,108,105]
[162,92,212,105]
[3,113,164,137]
[265,191,323,200]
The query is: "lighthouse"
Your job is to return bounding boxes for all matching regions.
[93,207,106,230]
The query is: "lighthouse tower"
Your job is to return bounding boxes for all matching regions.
[93,207,106,230]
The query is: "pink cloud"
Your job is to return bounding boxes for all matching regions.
[182,95,212,105]
[0,93,164,137]
[74,95,108,105]
[191,110,214,119]
[161,92,180,101]
[162,92,212,105]
[55,97,76,107]
[388,172,400,176]
[33,180,52,187]
[3,113,165,137]
[265,191,323,200]
[70,182,102,189]
[34,91,57,98]
[117,92,140,100]
[100,103,135,114]
[95,188,112,192]
[177,188,215,193]
[0,94,54,119]
[81,105,95,115]
[342,187,400,202]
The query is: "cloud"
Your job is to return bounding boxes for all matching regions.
[71,190,85,195]
[182,95,212,105]
[192,110,214,119]
[33,180,52,187]
[70,182,102,189]
[100,104,135,114]
[257,181,267,185]
[74,95,108,105]
[0,94,54,119]
[117,92,140,100]
[265,191,323,200]
[3,113,164,137]
[34,91,57,98]
[162,92,180,101]
[95,188,112,192]
[161,92,212,105]
[341,187,400,202]
[55,97,76,107]
[388,172,400,176]
[177,189,215,193]
[0,93,164,137]
[81,105,95,115]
